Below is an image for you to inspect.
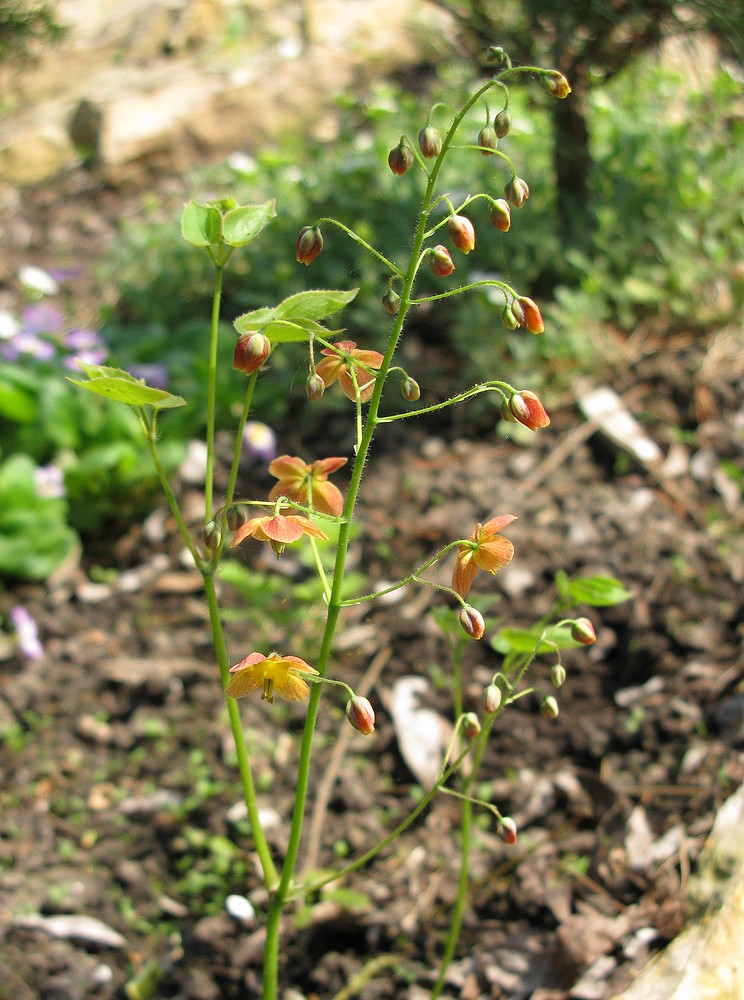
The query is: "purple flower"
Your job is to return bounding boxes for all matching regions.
[10,606,44,660]
[243,421,277,464]
[128,363,169,389]
[21,302,65,335]
[34,464,66,499]
[8,331,57,361]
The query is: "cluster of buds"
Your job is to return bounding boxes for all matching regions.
[502,295,544,334]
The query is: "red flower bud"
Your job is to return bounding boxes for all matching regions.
[388,139,414,176]
[346,695,376,735]
[500,816,518,845]
[233,333,271,374]
[477,124,498,155]
[494,109,511,138]
[488,198,511,232]
[463,712,481,740]
[459,605,485,640]
[418,125,442,158]
[295,225,323,265]
[429,245,455,277]
[541,70,571,99]
[226,505,247,532]
[510,298,525,327]
[571,618,597,645]
[447,215,476,254]
[306,372,325,401]
[508,390,550,431]
[483,683,502,714]
[382,287,401,316]
[517,296,544,334]
[540,695,559,720]
[505,176,529,208]
[401,376,420,402]
[500,399,518,423]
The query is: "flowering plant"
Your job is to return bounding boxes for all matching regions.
[71,51,628,999]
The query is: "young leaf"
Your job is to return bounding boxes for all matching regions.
[274,288,358,322]
[181,201,222,247]
[222,200,276,247]
[563,575,632,607]
[234,307,276,334]
[490,627,560,656]
[68,374,186,410]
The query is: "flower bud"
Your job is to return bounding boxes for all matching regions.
[418,125,442,159]
[447,215,476,254]
[551,663,566,688]
[488,198,511,232]
[382,287,401,316]
[505,176,529,208]
[502,303,519,330]
[429,245,455,277]
[540,695,559,720]
[483,683,502,714]
[295,225,323,265]
[494,109,511,138]
[459,605,485,640]
[508,390,550,431]
[306,372,325,401]
[463,712,481,740]
[388,139,414,176]
[486,46,508,68]
[202,519,222,551]
[226,505,247,532]
[510,298,525,327]
[541,70,571,99]
[477,124,498,155]
[401,376,420,402]
[517,296,544,334]
[500,816,518,845]
[346,695,376,735]
[233,333,271,375]
[500,399,518,423]
[571,617,597,645]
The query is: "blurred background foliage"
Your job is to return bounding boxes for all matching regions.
[0,0,742,579]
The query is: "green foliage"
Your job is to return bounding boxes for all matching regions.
[0,0,66,67]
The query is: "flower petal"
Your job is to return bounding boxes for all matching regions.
[482,514,517,535]
[312,456,347,476]
[310,479,344,516]
[279,673,311,700]
[263,514,305,543]
[288,515,329,541]
[268,455,307,480]
[452,551,478,598]
[231,517,268,546]
[475,536,515,574]
[230,651,268,672]
[225,666,263,699]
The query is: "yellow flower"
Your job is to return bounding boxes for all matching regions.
[231,509,328,556]
[225,652,319,703]
[268,455,347,517]
[315,340,384,403]
[452,515,516,598]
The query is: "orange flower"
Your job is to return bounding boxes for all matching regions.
[231,510,328,556]
[225,651,319,703]
[315,340,384,403]
[452,515,516,598]
[268,455,347,517]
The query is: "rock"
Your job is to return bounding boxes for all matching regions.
[0,123,76,186]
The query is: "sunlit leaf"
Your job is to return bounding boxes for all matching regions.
[181,200,222,247]
[222,200,276,247]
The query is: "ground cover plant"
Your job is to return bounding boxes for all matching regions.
[65,47,632,998]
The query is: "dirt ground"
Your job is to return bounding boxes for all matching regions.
[1,172,743,1000]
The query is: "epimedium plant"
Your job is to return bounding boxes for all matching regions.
[71,47,628,999]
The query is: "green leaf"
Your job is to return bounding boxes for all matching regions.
[274,288,358,322]
[490,627,560,655]
[68,366,186,410]
[563,574,632,607]
[222,200,276,247]
[234,307,276,334]
[181,200,222,247]
[261,320,312,344]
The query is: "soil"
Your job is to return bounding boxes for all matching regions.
[1,169,743,1000]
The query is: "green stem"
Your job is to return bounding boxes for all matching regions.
[431,797,472,999]
[204,264,224,519]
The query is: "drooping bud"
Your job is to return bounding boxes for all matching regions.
[488,199,511,232]
[462,712,481,740]
[508,390,550,431]
[540,695,559,720]
[306,372,326,401]
[295,225,324,265]
[233,333,271,375]
[388,138,414,176]
[429,245,455,277]
[494,109,511,138]
[459,605,485,640]
[517,296,544,334]
[510,298,525,327]
[447,215,476,254]
[483,683,502,714]
[477,124,498,155]
[500,399,518,423]
[401,376,420,402]
[551,663,566,688]
[418,125,442,159]
[485,46,508,69]
[505,175,529,208]
[202,519,222,551]
[571,618,597,645]
[226,505,247,532]
[382,287,401,316]
[499,816,518,845]
[541,70,572,99]
[502,303,519,331]
[346,695,376,736]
